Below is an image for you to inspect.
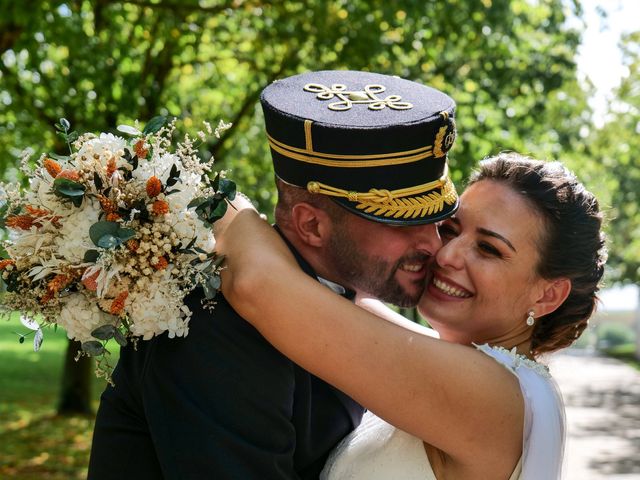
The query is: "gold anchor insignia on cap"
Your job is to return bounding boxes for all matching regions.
[433,110,456,158]
[303,83,414,111]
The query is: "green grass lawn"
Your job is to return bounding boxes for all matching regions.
[0,314,113,479]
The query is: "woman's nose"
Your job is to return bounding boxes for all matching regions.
[435,235,465,270]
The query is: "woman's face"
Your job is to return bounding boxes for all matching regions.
[418,179,549,345]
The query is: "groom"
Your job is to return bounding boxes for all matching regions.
[88,70,458,479]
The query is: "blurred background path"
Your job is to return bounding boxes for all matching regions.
[551,351,640,479]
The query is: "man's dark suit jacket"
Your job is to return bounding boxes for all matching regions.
[88,235,364,479]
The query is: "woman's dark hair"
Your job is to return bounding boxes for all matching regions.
[468,152,607,357]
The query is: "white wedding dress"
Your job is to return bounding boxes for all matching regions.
[321,344,565,480]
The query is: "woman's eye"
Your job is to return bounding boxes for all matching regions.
[478,242,502,257]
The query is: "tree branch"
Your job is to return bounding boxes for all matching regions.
[209,49,298,159]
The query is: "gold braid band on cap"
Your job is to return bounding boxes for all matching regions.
[307,171,458,220]
[267,134,434,168]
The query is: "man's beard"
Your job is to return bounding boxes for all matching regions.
[324,227,430,308]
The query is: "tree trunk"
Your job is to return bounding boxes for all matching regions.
[57,339,93,415]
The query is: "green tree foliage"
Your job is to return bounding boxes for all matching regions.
[1,0,603,409]
[591,31,640,284]
[1,0,588,206]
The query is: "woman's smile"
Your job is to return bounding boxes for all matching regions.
[430,274,473,299]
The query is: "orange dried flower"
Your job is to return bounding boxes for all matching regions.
[106,212,121,222]
[40,290,55,304]
[50,216,63,228]
[57,169,80,182]
[25,205,50,217]
[41,273,73,304]
[43,158,62,178]
[152,199,169,215]
[106,157,117,178]
[153,256,169,271]
[47,274,72,294]
[6,215,36,230]
[146,176,162,198]
[82,269,101,292]
[0,259,15,270]
[18,206,62,228]
[98,195,116,214]
[134,139,148,159]
[110,291,129,315]
[126,239,139,252]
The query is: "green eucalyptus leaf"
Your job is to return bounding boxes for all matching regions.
[211,172,220,191]
[113,329,128,347]
[117,227,136,241]
[142,115,168,135]
[93,172,104,191]
[0,203,8,228]
[212,254,225,268]
[89,221,120,246]
[208,274,221,290]
[218,178,236,200]
[210,201,228,221]
[98,234,121,249]
[53,177,85,197]
[202,280,217,299]
[82,340,105,356]
[84,250,100,262]
[187,197,208,209]
[92,324,116,340]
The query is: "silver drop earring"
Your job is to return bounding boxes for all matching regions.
[526,310,535,327]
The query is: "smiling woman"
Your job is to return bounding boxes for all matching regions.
[217,152,607,479]
[421,178,553,352]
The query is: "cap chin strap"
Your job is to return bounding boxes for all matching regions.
[307,164,451,203]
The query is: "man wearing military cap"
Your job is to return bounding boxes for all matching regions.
[89,70,458,479]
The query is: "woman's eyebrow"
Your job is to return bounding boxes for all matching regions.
[477,227,517,252]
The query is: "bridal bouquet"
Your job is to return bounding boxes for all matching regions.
[0,116,234,380]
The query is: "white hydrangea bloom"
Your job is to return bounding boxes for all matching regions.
[76,133,128,169]
[55,198,101,264]
[168,169,204,212]
[58,293,114,342]
[127,275,190,340]
[132,152,179,183]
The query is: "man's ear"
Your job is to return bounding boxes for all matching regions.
[532,278,572,318]
[290,202,333,248]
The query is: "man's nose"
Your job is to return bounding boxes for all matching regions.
[412,223,442,256]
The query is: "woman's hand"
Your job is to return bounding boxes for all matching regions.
[212,192,257,239]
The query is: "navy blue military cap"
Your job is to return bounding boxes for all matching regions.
[260,70,459,224]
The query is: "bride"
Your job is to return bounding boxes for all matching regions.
[216,153,606,479]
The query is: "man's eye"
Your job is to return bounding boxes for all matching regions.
[438,224,457,237]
